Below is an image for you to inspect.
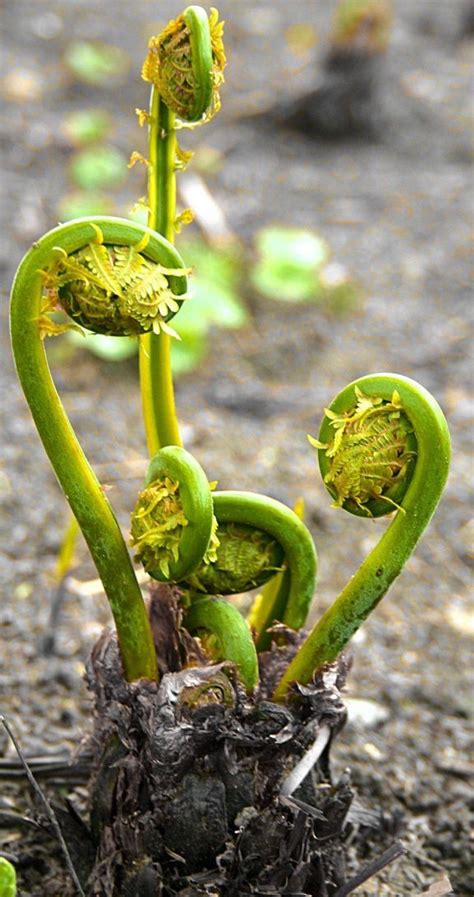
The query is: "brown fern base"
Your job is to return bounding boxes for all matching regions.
[85,586,350,897]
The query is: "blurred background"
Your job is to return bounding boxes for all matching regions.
[0,1,473,893]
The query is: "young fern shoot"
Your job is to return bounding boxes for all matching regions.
[273,373,450,701]
[10,217,189,682]
[9,5,451,703]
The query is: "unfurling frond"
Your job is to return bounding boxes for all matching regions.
[185,522,284,595]
[142,6,226,124]
[128,150,150,169]
[41,230,189,337]
[174,208,194,232]
[130,477,188,578]
[310,388,416,516]
[175,143,194,171]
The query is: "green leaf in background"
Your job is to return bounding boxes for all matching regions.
[251,226,329,302]
[57,191,116,222]
[64,41,130,86]
[71,146,128,191]
[171,329,208,376]
[0,858,16,897]
[61,109,113,146]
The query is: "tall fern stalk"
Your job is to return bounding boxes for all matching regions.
[139,92,180,453]
[138,6,225,454]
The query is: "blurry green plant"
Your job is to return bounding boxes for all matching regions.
[331,0,392,53]
[70,146,128,191]
[252,225,359,310]
[252,226,329,302]
[61,109,113,147]
[170,238,248,373]
[57,192,116,223]
[59,72,120,224]
[63,41,130,86]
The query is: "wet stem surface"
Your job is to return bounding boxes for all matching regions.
[0,0,473,894]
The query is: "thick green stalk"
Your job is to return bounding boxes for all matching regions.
[10,217,186,681]
[248,497,306,650]
[273,373,450,701]
[248,568,286,635]
[138,6,225,454]
[139,91,181,454]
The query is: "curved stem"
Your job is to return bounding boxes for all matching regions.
[139,91,181,454]
[273,373,450,701]
[183,597,259,690]
[248,497,306,650]
[10,217,186,681]
[212,491,317,635]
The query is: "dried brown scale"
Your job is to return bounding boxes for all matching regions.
[82,587,350,896]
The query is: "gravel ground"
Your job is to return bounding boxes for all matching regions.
[1,1,473,894]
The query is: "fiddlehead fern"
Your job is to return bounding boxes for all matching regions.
[309,384,416,517]
[131,448,318,663]
[130,445,216,582]
[130,449,267,689]
[185,521,285,596]
[10,216,189,682]
[195,492,317,641]
[142,6,225,124]
[139,6,226,454]
[273,373,450,701]
[42,224,189,338]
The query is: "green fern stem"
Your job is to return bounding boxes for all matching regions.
[138,6,225,454]
[273,373,451,701]
[10,217,187,681]
[184,597,259,690]
[139,91,180,454]
[0,857,16,897]
[134,463,318,633]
